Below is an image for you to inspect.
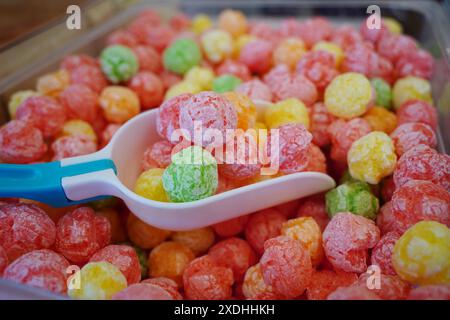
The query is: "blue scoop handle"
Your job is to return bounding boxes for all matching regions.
[0,159,116,207]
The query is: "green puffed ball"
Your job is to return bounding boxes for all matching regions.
[162,146,218,202]
[325,181,379,220]
[100,45,139,83]
[163,39,202,75]
[212,75,242,93]
[371,78,392,109]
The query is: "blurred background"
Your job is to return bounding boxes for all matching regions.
[0,0,449,51]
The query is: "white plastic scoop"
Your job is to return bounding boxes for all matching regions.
[0,102,335,230]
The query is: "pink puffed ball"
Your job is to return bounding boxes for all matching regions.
[235,79,273,102]
[142,140,173,170]
[395,49,433,80]
[59,84,99,123]
[51,135,97,161]
[390,122,437,156]
[106,30,138,48]
[297,17,332,48]
[397,100,438,130]
[239,39,273,75]
[296,51,338,92]
[216,59,251,81]
[371,231,402,276]
[132,45,162,73]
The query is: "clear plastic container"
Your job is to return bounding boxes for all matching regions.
[0,0,449,299]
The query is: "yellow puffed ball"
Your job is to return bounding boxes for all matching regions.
[348,131,397,184]
[60,119,97,142]
[281,217,324,267]
[325,72,372,119]
[233,34,257,58]
[223,92,257,130]
[393,221,450,285]
[134,168,169,202]
[363,106,397,134]
[312,41,344,68]
[392,76,432,109]
[383,17,403,34]
[264,98,310,129]
[191,14,213,35]
[164,81,201,100]
[68,261,127,300]
[8,90,40,119]
[36,69,70,98]
[201,29,234,64]
[273,38,306,70]
[184,66,215,90]
[99,86,140,123]
[218,9,248,37]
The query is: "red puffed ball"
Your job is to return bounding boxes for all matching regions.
[142,140,173,170]
[279,18,302,38]
[235,79,273,102]
[60,54,98,72]
[179,92,237,147]
[132,45,162,73]
[306,270,358,300]
[304,144,327,173]
[395,49,433,79]
[101,123,121,147]
[106,30,138,47]
[296,194,330,231]
[156,93,192,143]
[327,285,380,300]
[208,237,257,283]
[216,59,251,81]
[127,11,161,43]
[69,65,108,94]
[381,176,396,203]
[89,244,141,285]
[128,72,164,109]
[297,17,332,48]
[342,42,393,83]
[296,51,339,92]
[330,25,362,50]
[183,255,234,300]
[328,118,372,164]
[239,40,273,75]
[249,22,279,44]
[393,144,449,190]
[142,25,175,52]
[16,96,66,138]
[3,249,69,294]
[169,13,191,31]
[264,65,318,105]
[270,123,313,174]
[407,285,450,300]
[142,277,183,300]
[357,273,410,300]
[260,236,313,298]
[391,179,449,232]
[376,201,397,235]
[51,135,97,161]
[219,137,262,181]
[371,231,402,276]
[245,209,286,255]
[0,120,47,164]
[55,207,110,263]
[274,200,299,218]
[397,100,438,130]
[359,20,388,44]
[308,102,336,147]
[112,283,174,300]
[0,203,56,261]
[212,215,249,238]
[377,33,417,63]
[0,246,7,276]
[323,212,380,273]
[59,84,99,123]
[390,122,436,156]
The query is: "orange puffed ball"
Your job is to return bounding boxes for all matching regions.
[273,38,306,70]
[242,263,281,299]
[99,86,140,123]
[37,69,70,98]
[126,213,171,249]
[171,227,215,255]
[218,9,248,37]
[148,241,195,287]
[281,217,324,266]
[223,92,257,130]
[363,106,398,134]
